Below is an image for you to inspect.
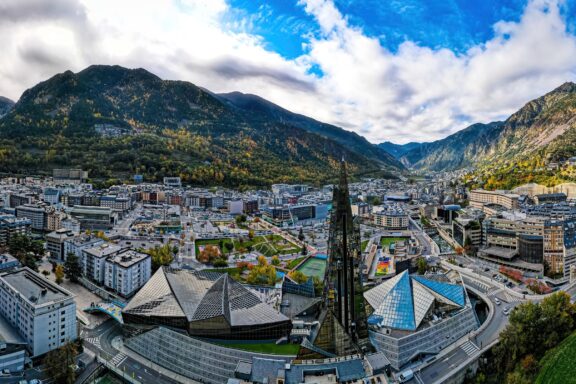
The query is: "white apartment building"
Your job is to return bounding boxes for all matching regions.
[469,190,519,210]
[83,243,123,284]
[63,234,105,269]
[104,250,151,297]
[372,205,409,230]
[0,268,77,357]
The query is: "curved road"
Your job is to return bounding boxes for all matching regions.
[82,320,180,384]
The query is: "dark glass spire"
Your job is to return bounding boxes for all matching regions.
[325,159,368,342]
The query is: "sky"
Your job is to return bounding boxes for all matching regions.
[1,0,576,144]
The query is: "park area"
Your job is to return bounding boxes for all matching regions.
[296,255,327,279]
[536,331,576,383]
[196,234,300,258]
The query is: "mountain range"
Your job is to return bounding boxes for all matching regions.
[382,82,576,188]
[1,64,576,190]
[0,65,401,187]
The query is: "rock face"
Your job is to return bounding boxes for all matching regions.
[0,65,402,185]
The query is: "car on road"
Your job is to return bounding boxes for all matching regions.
[0,369,10,376]
[398,369,414,383]
[503,307,511,316]
[495,298,501,305]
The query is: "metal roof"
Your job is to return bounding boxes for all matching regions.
[123,267,288,327]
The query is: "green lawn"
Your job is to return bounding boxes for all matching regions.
[215,342,300,355]
[361,240,369,251]
[196,235,300,258]
[536,331,576,384]
[286,256,307,270]
[380,237,407,248]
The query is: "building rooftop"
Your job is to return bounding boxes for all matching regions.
[0,267,74,306]
[364,271,466,332]
[107,249,150,268]
[123,267,289,327]
[84,243,122,258]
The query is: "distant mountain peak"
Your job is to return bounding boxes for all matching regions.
[552,81,576,93]
[0,96,14,118]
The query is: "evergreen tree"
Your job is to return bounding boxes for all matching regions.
[64,253,82,283]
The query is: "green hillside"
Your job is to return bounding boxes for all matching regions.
[536,331,576,384]
[0,65,401,187]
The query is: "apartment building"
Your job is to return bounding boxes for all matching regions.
[470,190,519,210]
[46,229,76,262]
[83,243,123,284]
[0,215,31,246]
[104,250,151,297]
[372,205,408,230]
[100,195,131,212]
[0,268,77,357]
[15,204,46,231]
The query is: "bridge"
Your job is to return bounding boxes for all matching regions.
[84,301,126,324]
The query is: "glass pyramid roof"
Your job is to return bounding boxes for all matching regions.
[412,275,465,307]
[364,271,467,332]
[372,272,416,331]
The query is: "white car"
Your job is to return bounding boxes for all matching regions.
[495,298,501,305]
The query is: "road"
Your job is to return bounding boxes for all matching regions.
[415,273,519,384]
[82,319,180,384]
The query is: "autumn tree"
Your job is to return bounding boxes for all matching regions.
[55,264,65,284]
[246,256,277,285]
[147,244,174,271]
[288,270,308,284]
[198,245,221,264]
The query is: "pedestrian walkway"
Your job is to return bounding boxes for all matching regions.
[487,288,522,303]
[460,341,479,357]
[110,352,128,367]
[85,337,101,349]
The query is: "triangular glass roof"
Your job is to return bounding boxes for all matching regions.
[412,280,435,328]
[373,271,416,331]
[412,275,465,307]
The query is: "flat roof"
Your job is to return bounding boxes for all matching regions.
[1,267,74,306]
[84,243,122,258]
[108,250,149,268]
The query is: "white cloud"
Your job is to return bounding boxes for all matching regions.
[0,0,575,144]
